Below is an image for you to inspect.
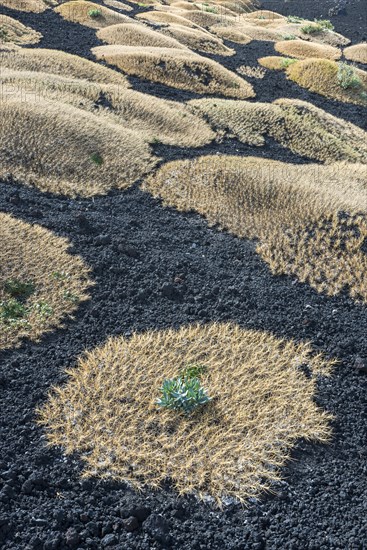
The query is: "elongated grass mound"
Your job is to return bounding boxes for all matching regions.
[0,94,156,197]
[211,26,252,44]
[136,11,201,28]
[344,43,367,64]
[97,22,187,49]
[287,58,367,105]
[189,97,367,163]
[55,1,129,28]
[0,15,42,45]
[0,0,55,11]
[0,68,214,147]
[0,46,129,86]
[275,40,341,60]
[144,156,367,302]
[92,45,254,98]
[104,0,133,10]
[38,322,333,504]
[0,213,91,350]
[258,55,290,70]
[161,24,234,56]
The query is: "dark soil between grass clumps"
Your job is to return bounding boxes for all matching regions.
[0,1,367,549]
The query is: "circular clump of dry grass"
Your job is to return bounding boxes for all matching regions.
[144,155,367,302]
[38,322,333,504]
[286,58,367,106]
[0,213,91,350]
[0,0,55,11]
[344,43,367,64]
[0,15,42,45]
[97,22,188,49]
[275,39,341,60]
[161,24,235,56]
[55,1,129,28]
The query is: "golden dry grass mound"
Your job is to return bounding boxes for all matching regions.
[0,213,91,350]
[210,26,252,44]
[161,24,234,56]
[144,156,367,302]
[136,10,201,28]
[96,22,187,49]
[287,58,367,106]
[0,0,55,11]
[275,39,341,61]
[0,68,214,147]
[189,97,367,163]
[104,0,133,10]
[0,46,129,86]
[55,0,130,28]
[258,55,289,70]
[0,93,156,197]
[244,9,285,21]
[344,43,367,64]
[38,322,333,504]
[92,45,255,98]
[0,15,42,45]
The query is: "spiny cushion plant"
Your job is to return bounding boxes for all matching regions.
[0,0,56,11]
[274,39,341,61]
[0,68,214,147]
[38,322,333,505]
[344,43,367,65]
[0,46,129,86]
[189,97,367,163]
[286,58,367,105]
[55,1,130,28]
[96,22,188,49]
[0,213,91,350]
[160,24,235,56]
[0,93,156,197]
[143,156,367,303]
[92,45,255,98]
[0,15,42,45]
[210,26,252,44]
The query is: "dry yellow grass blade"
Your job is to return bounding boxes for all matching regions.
[38,322,333,504]
[0,46,129,86]
[144,156,367,302]
[189,97,367,163]
[0,15,42,45]
[0,68,214,147]
[287,58,367,106]
[92,45,254,98]
[0,0,55,11]
[55,0,129,28]
[275,40,341,61]
[0,213,91,350]
[0,93,156,197]
[160,23,235,56]
[344,43,367,64]
[96,22,188,49]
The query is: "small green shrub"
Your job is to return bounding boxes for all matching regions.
[3,279,35,300]
[315,19,334,31]
[180,363,207,380]
[32,301,53,317]
[301,23,322,34]
[0,27,9,42]
[282,34,297,40]
[157,376,211,415]
[286,15,304,24]
[88,9,102,18]
[0,298,27,324]
[90,152,103,166]
[281,57,298,68]
[337,62,362,89]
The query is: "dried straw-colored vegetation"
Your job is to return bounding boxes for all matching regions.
[0,68,214,147]
[0,46,129,86]
[136,10,202,28]
[144,156,367,302]
[55,1,130,28]
[104,0,133,10]
[0,15,42,45]
[96,22,187,49]
[344,43,367,64]
[0,0,55,11]
[258,55,289,70]
[0,213,91,350]
[189,97,367,163]
[0,93,156,197]
[38,322,333,504]
[92,45,255,98]
[275,39,341,61]
[210,26,252,44]
[287,58,367,106]
[160,24,235,56]
[237,64,266,79]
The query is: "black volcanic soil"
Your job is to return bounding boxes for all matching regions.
[0,1,367,549]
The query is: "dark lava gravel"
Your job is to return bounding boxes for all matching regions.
[0,1,367,549]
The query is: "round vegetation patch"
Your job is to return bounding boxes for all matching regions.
[210,26,252,44]
[38,322,333,504]
[0,15,42,45]
[275,40,341,61]
[0,69,214,148]
[189,97,367,163]
[160,24,235,56]
[0,93,156,197]
[0,46,129,87]
[0,0,55,11]
[0,213,91,350]
[286,58,367,106]
[55,1,130,28]
[344,43,367,65]
[144,156,367,303]
[96,22,188,49]
[92,45,254,98]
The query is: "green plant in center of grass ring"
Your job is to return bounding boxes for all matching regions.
[157,364,211,415]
